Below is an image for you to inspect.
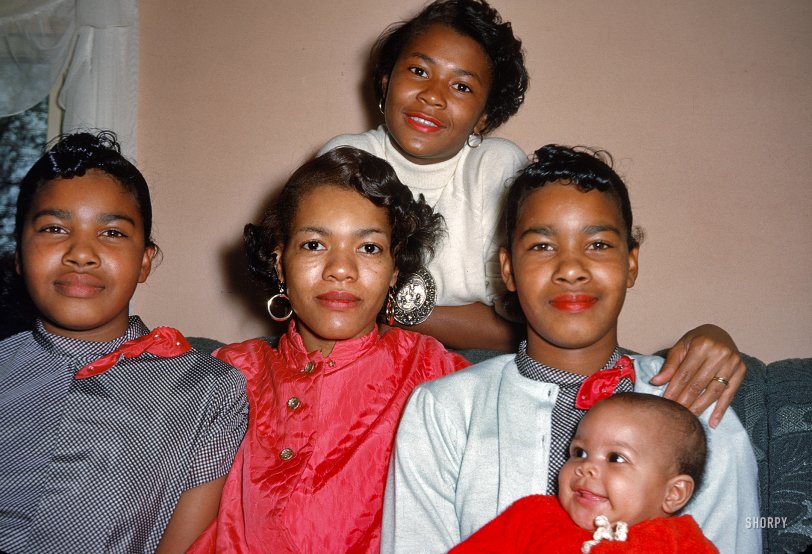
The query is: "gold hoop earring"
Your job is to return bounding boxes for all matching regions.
[266,283,293,322]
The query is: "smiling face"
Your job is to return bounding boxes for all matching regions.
[382,24,492,165]
[275,185,398,355]
[16,171,154,342]
[500,182,639,373]
[558,399,694,529]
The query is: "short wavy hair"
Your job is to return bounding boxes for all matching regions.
[245,146,445,292]
[15,131,157,252]
[504,144,643,252]
[372,0,528,134]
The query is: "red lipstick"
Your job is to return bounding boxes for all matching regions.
[54,273,104,298]
[404,112,443,133]
[316,290,360,310]
[550,294,598,312]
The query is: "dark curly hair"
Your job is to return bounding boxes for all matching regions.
[596,393,708,503]
[14,131,158,252]
[372,0,528,134]
[0,252,37,338]
[245,146,445,294]
[504,144,643,252]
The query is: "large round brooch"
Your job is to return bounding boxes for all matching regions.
[393,266,436,326]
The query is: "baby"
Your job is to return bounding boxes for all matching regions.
[451,392,718,553]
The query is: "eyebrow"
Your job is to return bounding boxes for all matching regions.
[31,209,136,226]
[518,226,554,240]
[295,225,388,238]
[31,208,71,221]
[583,224,622,236]
[606,440,638,453]
[571,436,640,455]
[409,52,485,84]
[97,213,137,226]
[518,224,622,239]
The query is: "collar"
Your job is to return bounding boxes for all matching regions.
[515,341,622,385]
[279,320,383,374]
[380,125,467,191]
[31,316,151,374]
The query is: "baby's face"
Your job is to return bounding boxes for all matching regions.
[557,400,679,529]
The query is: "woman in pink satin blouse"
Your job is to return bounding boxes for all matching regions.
[187,147,469,553]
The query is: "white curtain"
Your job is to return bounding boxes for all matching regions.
[0,0,139,158]
[0,0,75,116]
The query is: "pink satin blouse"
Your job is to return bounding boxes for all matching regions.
[188,322,468,553]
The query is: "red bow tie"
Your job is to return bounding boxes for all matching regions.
[75,327,192,379]
[575,355,636,410]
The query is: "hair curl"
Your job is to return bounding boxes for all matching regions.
[504,144,643,252]
[372,0,528,134]
[599,393,709,501]
[14,131,158,252]
[245,146,445,294]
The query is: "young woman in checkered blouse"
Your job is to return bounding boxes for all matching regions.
[0,132,248,554]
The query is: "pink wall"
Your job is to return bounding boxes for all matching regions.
[136,0,812,362]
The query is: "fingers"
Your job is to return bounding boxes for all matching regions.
[659,335,746,422]
[649,344,685,386]
[682,371,731,421]
[660,341,715,404]
[662,344,724,407]
[708,358,746,427]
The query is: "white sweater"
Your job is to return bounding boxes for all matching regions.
[320,126,528,306]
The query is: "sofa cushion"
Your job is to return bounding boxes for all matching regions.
[731,354,770,524]
[187,336,226,355]
[765,357,812,554]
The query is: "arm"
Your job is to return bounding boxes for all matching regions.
[163,356,248,553]
[408,139,526,353]
[382,386,465,553]
[649,324,745,427]
[683,406,761,554]
[155,476,226,553]
[397,302,521,352]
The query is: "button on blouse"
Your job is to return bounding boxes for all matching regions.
[196,320,469,553]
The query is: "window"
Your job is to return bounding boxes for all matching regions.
[0,97,49,254]
[0,96,48,338]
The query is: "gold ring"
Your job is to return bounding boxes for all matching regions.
[714,376,730,387]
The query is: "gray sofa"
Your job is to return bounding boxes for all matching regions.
[190,337,812,554]
[731,355,811,554]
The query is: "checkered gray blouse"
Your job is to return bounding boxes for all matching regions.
[515,342,631,494]
[0,317,248,553]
